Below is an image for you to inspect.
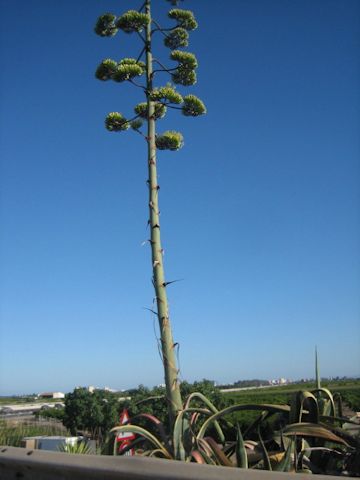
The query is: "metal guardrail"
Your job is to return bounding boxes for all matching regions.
[0,446,338,480]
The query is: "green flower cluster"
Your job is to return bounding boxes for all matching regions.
[105,112,130,131]
[95,58,145,82]
[156,131,184,150]
[130,119,143,130]
[116,10,149,33]
[95,59,118,81]
[94,13,118,37]
[150,86,183,104]
[168,9,198,30]
[182,95,206,116]
[164,28,189,49]
[134,102,167,120]
[170,50,198,86]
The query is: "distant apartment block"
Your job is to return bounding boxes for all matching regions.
[38,392,65,399]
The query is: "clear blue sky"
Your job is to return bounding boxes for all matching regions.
[0,0,359,395]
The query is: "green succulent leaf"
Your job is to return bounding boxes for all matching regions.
[94,13,118,37]
[130,119,143,130]
[134,102,167,120]
[105,112,130,132]
[182,95,206,116]
[95,59,118,81]
[235,423,248,468]
[150,86,183,104]
[110,425,172,459]
[164,28,189,49]
[168,9,198,31]
[116,10,149,33]
[156,131,184,151]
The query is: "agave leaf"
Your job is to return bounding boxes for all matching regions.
[110,425,172,458]
[173,410,190,461]
[191,450,206,464]
[274,438,294,472]
[311,388,335,417]
[184,393,226,443]
[244,411,272,438]
[197,438,217,465]
[130,413,170,451]
[257,426,272,471]
[282,422,348,445]
[235,422,248,468]
[148,448,170,458]
[297,446,343,472]
[173,407,216,460]
[204,437,233,467]
[290,391,319,424]
[197,403,290,440]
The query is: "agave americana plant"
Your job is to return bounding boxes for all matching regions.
[107,380,359,475]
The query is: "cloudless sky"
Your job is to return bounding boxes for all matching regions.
[0,0,359,395]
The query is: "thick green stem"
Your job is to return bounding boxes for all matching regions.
[145,0,183,425]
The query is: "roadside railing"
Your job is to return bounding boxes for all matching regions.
[0,446,338,480]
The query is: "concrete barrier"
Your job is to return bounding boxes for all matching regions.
[0,446,338,480]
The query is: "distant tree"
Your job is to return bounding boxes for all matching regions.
[94,0,205,426]
[63,388,120,439]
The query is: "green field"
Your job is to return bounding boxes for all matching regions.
[218,379,360,432]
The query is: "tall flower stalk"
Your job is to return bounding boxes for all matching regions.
[94,0,206,425]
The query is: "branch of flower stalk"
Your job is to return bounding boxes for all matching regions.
[151,19,176,36]
[138,1,146,13]
[153,58,172,71]
[129,78,147,91]
[136,30,146,44]
[136,45,147,63]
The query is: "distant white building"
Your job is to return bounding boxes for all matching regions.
[38,392,65,399]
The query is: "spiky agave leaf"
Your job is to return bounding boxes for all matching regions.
[105,112,130,131]
[156,131,183,150]
[182,95,206,116]
[289,390,319,424]
[168,9,198,30]
[110,425,172,459]
[150,86,183,104]
[273,439,294,472]
[134,102,167,120]
[95,59,118,81]
[235,423,248,468]
[311,388,336,417]
[129,413,171,453]
[257,426,272,471]
[116,10,149,33]
[94,13,118,37]
[183,392,227,444]
[197,404,291,440]
[202,437,233,467]
[58,441,92,455]
[164,28,189,49]
[282,422,348,445]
